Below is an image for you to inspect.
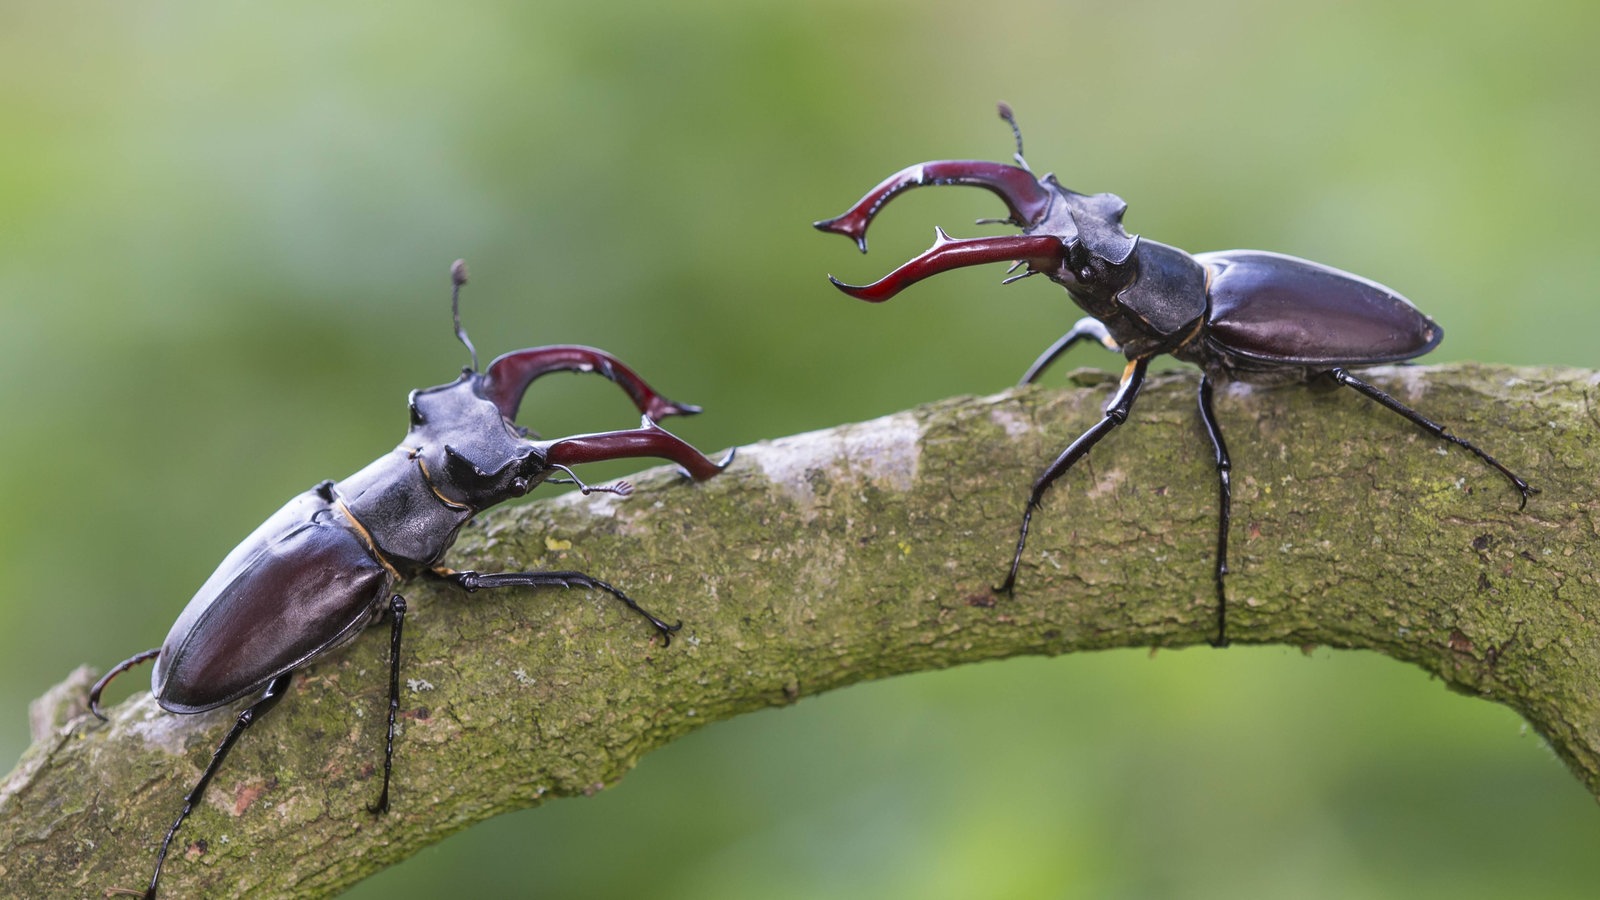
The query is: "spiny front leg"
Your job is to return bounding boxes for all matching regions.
[439,569,682,645]
[140,673,293,899]
[996,357,1150,596]
[1196,375,1232,648]
[368,594,406,815]
[1328,367,1536,507]
[89,648,160,720]
[1019,317,1121,386]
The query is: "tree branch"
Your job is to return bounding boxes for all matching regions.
[4,363,1596,897]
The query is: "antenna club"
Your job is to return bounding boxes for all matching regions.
[996,101,1027,168]
[449,258,479,372]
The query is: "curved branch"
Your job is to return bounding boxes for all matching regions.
[3,363,1596,897]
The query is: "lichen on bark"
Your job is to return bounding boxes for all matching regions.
[2,363,1596,897]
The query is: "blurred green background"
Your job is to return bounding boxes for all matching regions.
[3,1,1597,897]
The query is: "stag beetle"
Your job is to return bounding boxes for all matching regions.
[815,104,1534,647]
[89,261,731,898]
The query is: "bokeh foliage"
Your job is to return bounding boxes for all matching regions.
[2,1,1596,896]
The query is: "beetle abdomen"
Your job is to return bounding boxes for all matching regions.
[153,491,391,713]
[1198,250,1441,367]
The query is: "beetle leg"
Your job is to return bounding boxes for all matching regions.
[547,464,635,497]
[482,345,703,423]
[1197,375,1233,648]
[539,416,734,482]
[88,648,160,721]
[1019,317,1121,386]
[996,357,1151,595]
[143,672,293,899]
[828,231,1066,303]
[1329,368,1537,508]
[440,570,683,645]
[368,594,406,816]
[813,160,1052,253]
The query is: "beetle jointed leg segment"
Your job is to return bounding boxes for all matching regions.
[138,672,293,899]
[1020,317,1120,386]
[440,569,684,645]
[1196,375,1233,647]
[546,463,635,497]
[369,594,406,816]
[89,648,160,721]
[996,357,1150,596]
[1329,367,1536,508]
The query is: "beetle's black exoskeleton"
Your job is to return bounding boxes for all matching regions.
[815,105,1534,646]
[90,261,731,898]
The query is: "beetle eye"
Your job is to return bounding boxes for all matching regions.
[1064,244,1092,277]
[408,402,425,426]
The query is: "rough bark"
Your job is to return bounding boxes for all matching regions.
[3,363,1596,897]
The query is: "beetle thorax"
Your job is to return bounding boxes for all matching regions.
[1068,239,1209,358]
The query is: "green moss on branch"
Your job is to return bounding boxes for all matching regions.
[3,363,1596,897]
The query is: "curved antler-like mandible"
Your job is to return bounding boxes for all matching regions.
[812,160,1052,253]
[827,230,1067,303]
[540,416,733,482]
[483,346,703,423]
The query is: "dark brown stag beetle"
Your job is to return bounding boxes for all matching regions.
[89,261,731,898]
[816,104,1534,647]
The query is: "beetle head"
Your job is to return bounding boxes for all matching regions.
[439,441,550,504]
[401,262,728,509]
[814,105,1138,307]
[407,375,552,507]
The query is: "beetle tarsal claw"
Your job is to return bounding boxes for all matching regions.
[547,464,633,497]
